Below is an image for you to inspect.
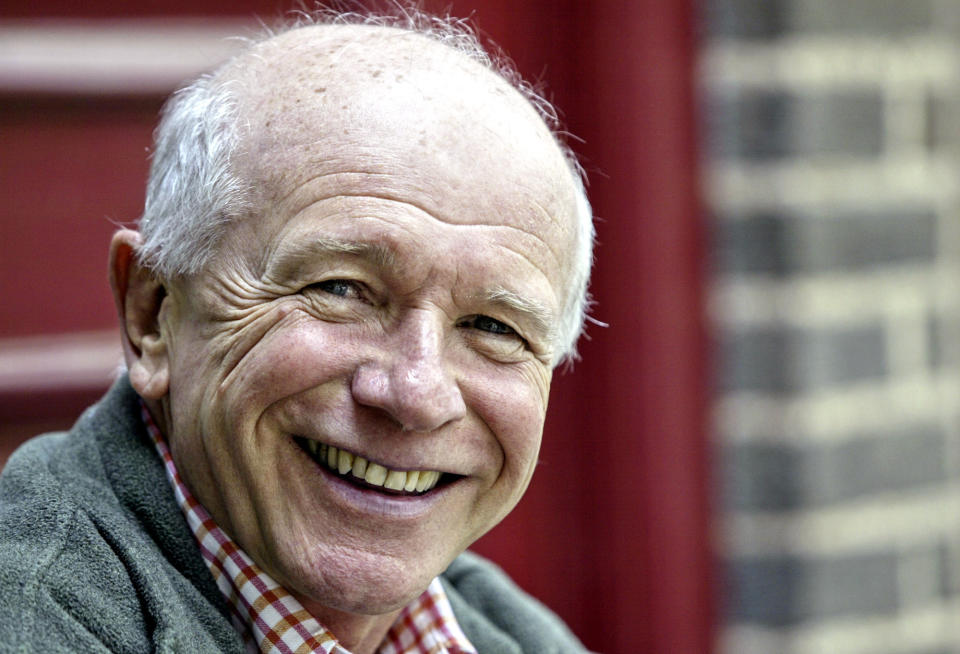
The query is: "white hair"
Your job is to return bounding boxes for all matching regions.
[137,5,594,366]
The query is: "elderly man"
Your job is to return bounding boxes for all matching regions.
[0,8,592,654]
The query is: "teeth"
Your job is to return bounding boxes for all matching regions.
[384,470,406,490]
[404,471,420,492]
[352,456,367,478]
[416,470,439,492]
[305,442,442,493]
[337,449,354,475]
[364,463,388,486]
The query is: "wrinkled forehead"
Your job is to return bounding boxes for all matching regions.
[218,24,579,275]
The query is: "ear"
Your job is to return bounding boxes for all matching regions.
[109,229,170,400]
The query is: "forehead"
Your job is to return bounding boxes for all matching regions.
[221,25,578,274]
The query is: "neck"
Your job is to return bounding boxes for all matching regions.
[294,593,402,654]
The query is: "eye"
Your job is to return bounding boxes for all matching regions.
[469,315,516,336]
[309,279,363,299]
[458,314,532,362]
[458,315,525,340]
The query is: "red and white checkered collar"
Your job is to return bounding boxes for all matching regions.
[141,402,477,654]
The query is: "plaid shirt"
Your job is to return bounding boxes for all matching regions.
[141,403,477,654]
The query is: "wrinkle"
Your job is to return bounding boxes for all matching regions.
[274,169,396,211]
[530,199,569,265]
[213,303,300,401]
[284,190,564,278]
[261,237,397,288]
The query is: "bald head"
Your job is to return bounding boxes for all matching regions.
[224,26,575,266]
[138,15,593,364]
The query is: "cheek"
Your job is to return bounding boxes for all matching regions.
[469,368,549,487]
[180,319,363,498]
[217,319,362,415]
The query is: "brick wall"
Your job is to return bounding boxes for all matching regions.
[703,1,960,652]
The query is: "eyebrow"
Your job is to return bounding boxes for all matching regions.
[261,236,396,281]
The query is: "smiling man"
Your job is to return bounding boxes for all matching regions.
[0,8,592,654]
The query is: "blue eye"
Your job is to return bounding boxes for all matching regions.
[469,315,516,336]
[458,314,532,359]
[316,279,353,296]
[302,279,369,303]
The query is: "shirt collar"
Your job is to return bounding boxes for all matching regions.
[140,401,476,654]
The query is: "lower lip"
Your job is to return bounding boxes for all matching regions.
[293,439,455,519]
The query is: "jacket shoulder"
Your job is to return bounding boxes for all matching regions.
[0,427,149,652]
[0,380,243,653]
[442,550,589,653]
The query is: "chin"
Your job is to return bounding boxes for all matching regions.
[283,543,446,616]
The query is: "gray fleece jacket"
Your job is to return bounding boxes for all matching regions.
[0,376,586,653]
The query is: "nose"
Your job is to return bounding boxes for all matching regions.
[351,312,467,432]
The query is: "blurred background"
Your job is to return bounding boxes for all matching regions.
[706,1,960,652]
[2,1,959,653]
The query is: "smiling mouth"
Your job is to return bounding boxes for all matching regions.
[295,438,450,495]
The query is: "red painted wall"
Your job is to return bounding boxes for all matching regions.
[0,98,158,337]
[0,3,712,652]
